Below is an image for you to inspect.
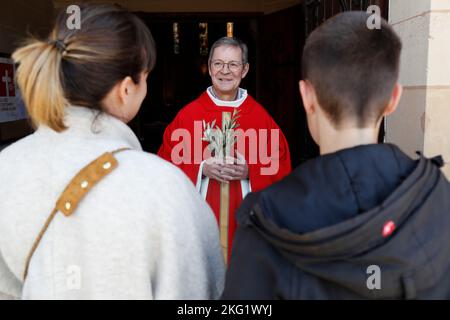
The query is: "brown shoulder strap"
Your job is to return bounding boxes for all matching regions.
[23,148,130,281]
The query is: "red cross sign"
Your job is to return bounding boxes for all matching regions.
[0,62,16,97]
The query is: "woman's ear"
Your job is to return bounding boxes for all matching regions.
[118,76,136,105]
[383,83,403,116]
[299,80,316,115]
[101,76,136,121]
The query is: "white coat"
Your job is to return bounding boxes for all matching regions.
[0,106,225,299]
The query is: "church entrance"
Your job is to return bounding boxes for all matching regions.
[133,13,259,155]
[0,0,389,168]
[132,0,388,168]
[133,5,310,167]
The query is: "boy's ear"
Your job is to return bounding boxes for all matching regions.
[383,83,403,116]
[299,80,316,114]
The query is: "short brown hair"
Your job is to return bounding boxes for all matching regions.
[13,4,156,132]
[302,11,402,128]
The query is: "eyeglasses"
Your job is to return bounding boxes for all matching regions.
[211,60,244,72]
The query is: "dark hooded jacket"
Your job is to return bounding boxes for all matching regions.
[222,144,450,299]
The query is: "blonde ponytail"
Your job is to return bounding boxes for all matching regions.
[12,39,68,132]
[11,5,156,132]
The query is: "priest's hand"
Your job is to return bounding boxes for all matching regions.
[203,161,230,183]
[220,162,249,181]
[203,156,249,182]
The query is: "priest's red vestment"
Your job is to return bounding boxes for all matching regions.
[158,91,291,261]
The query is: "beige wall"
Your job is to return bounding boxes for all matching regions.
[0,0,55,54]
[424,87,450,177]
[387,0,430,157]
[424,1,450,178]
[388,0,450,178]
[53,0,302,14]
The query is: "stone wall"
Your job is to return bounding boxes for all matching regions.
[387,0,450,179]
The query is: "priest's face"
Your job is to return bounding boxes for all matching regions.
[209,45,249,101]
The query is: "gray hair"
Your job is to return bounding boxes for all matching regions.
[208,37,249,65]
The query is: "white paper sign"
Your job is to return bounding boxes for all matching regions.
[0,57,27,123]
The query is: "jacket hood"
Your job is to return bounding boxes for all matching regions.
[237,144,450,298]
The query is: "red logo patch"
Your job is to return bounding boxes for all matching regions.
[382,221,396,238]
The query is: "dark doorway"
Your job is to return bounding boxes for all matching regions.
[133,8,311,168]
[133,13,260,154]
[257,4,309,167]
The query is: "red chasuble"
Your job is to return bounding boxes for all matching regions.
[158,91,291,261]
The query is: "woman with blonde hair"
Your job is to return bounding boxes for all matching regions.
[0,4,224,299]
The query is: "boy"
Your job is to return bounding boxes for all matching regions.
[222,11,450,299]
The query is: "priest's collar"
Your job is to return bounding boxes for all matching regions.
[206,86,248,108]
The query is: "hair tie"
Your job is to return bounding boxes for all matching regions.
[48,39,67,54]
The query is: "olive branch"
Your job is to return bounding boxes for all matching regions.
[202,109,240,161]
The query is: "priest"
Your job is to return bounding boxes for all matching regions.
[158,37,291,262]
